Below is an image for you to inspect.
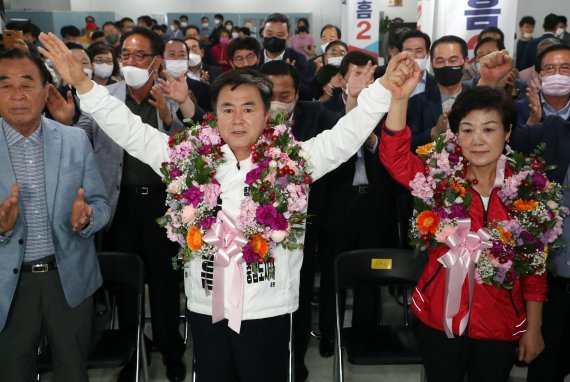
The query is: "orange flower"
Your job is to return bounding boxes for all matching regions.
[416,211,441,235]
[452,180,466,197]
[513,199,538,212]
[497,225,514,245]
[415,142,434,156]
[186,226,204,251]
[251,234,269,256]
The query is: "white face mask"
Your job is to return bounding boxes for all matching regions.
[93,63,114,79]
[188,53,202,67]
[202,22,209,28]
[83,68,93,80]
[231,32,239,39]
[214,19,221,25]
[415,57,428,72]
[165,59,188,77]
[327,56,343,67]
[522,32,534,39]
[180,22,188,28]
[170,25,177,31]
[121,57,156,89]
[555,28,565,38]
[270,100,295,117]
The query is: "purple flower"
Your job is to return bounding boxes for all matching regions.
[520,230,537,244]
[256,205,288,230]
[433,207,448,219]
[197,145,212,155]
[531,172,547,190]
[245,158,270,185]
[448,153,460,165]
[169,168,183,178]
[448,204,467,219]
[198,216,216,231]
[242,243,259,263]
[183,186,204,207]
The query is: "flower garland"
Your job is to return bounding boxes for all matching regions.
[157,112,312,268]
[410,130,567,289]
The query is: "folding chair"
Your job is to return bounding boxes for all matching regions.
[333,248,425,382]
[37,251,148,382]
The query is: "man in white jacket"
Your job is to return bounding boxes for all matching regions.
[39,31,414,382]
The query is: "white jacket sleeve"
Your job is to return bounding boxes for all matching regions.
[77,82,169,175]
[300,79,391,181]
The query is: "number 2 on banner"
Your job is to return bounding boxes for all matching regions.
[356,21,371,40]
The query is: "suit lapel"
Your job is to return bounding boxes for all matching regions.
[42,118,62,222]
[0,122,18,196]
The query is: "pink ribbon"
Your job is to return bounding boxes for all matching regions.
[202,211,248,333]
[437,218,492,338]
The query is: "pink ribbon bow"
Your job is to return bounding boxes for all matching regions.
[437,218,492,338]
[202,211,248,333]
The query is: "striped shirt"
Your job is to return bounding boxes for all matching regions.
[3,121,55,262]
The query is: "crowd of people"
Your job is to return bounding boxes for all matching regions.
[0,9,569,382]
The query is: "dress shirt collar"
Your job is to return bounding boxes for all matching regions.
[264,49,285,63]
[540,91,570,120]
[2,119,43,147]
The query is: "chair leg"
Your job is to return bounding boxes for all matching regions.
[334,294,344,382]
[192,355,197,382]
[288,312,294,382]
[141,332,149,382]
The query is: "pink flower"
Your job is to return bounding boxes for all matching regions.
[435,224,458,243]
[201,183,221,210]
[181,205,197,224]
[169,140,194,162]
[237,198,259,229]
[286,183,308,212]
[273,124,289,135]
[409,173,435,202]
[198,126,221,146]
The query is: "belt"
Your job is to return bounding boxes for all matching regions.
[124,185,164,195]
[353,185,369,194]
[21,256,57,273]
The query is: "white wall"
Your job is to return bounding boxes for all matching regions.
[517,0,570,35]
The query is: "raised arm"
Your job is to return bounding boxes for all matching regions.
[38,32,169,175]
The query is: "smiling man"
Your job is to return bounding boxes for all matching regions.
[38,30,413,382]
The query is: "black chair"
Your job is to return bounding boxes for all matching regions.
[333,248,425,381]
[37,251,148,382]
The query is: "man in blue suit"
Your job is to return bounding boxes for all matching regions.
[0,48,110,382]
[518,13,560,70]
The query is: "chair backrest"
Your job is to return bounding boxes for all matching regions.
[97,251,144,293]
[334,248,425,293]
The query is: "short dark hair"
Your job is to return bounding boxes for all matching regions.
[474,37,505,57]
[66,42,93,62]
[120,27,165,56]
[201,16,209,22]
[479,26,504,42]
[211,68,272,112]
[0,48,50,85]
[240,27,251,36]
[430,35,468,60]
[173,20,181,27]
[519,16,536,28]
[13,22,41,39]
[102,21,120,31]
[165,38,189,55]
[264,13,290,32]
[320,24,341,39]
[448,86,516,134]
[559,15,568,25]
[544,13,559,31]
[91,31,104,40]
[397,30,431,52]
[324,40,348,54]
[214,14,224,21]
[120,17,134,28]
[339,51,377,77]
[180,15,188,22]
[137,15,153,27]
[227,37,261,60]
[60,25,80,38]
[184,25,200,35]
[297,17,310,31]
[535,44,570,73]
[259,60,300,92]
[312,64,340,99]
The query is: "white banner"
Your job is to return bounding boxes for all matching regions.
[418,0,518,60]
[341,0,380,58]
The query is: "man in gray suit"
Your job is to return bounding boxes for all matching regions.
[0,48,110,381]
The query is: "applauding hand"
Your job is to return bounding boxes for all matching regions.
[71,188,92,232]
[0,184,19,235]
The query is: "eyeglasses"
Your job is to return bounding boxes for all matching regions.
[540,64,570,76]
[119,51,156,62]
[93,58,114,65]
[326,50,347,58]
[233,54,257,64]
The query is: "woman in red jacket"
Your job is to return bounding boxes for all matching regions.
[210,30,232,72]
[380,51,559,382]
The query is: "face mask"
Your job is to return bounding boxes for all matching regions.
[263,37,286,53]
[555,28,565,38]
[214,19,221,25]
[270,100,295,117]
[522,32,533,39]
[121,56,156,89]
[165,60,188,77]
[202,22,209,28]
[415,57,428,72]
[219,37,230,45]
[327,56,343,67]
[541,74,570,96]
[433,65,464,87]
[93,63,114,79]
[231,32,239,39]
[188,53,202,67]
[180,22,188,28]
[106,34,120,44]
[83,68,93,80]
[297,26,308,34]
[225,25,233,32]
[321,43,330,53]
[170,25,177,31]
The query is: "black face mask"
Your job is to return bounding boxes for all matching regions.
[296,26,308,34]
[433,65,464,87]
[263,37,287,54]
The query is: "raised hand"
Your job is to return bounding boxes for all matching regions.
[0,184,19,235]
[431,112,449,139]
[347,60,377,99]
[46,84,76,125]
[38,32,93,94]
[284,58,297,67]
[526,84,542,125]
[387,52,421,100]
[479,50,514,87]
[71,188,92,232]
[200,70,210,84]
[149,86,174,127]
[158,71,190,104]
